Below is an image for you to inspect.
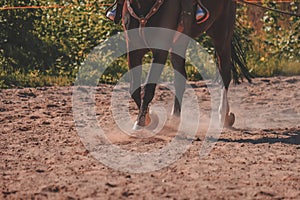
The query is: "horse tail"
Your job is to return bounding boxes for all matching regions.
[231,29,253,84]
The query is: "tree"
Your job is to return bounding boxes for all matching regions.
[0,0,59,74]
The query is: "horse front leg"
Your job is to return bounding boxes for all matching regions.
[128,50,148,111]
[134,50,169,129]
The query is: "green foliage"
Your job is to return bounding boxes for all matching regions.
[0,0,123,87]
[262,2,299,60]
[237,1,300,77]
[0,70,72,89]
[34,0,121,77]
[0,0,57,74]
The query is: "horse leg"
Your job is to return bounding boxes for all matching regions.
[207,2,236,127]
[212,44,235,127]
[135,50,169,127]
[219,81,235,127]
[216,44,236,127]
[170,53,187,117]
[170,36,189,117]
[128,49,148,110]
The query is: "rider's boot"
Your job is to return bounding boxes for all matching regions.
[106,0,124,24]
[196,5,205,21]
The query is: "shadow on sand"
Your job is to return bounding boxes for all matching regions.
[218,128,300,146]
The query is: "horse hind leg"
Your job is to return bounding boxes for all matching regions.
[209,36,235,127]
[219,86,235,127]
[170,33,190,117]
[170,52,187,117]
[207,2,236,127]
[215,43,236,127]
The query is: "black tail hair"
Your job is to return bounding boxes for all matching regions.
[231,28,254,84]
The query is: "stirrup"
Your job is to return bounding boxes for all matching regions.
[106,8,116,21]
[196,2,210,24]
[196,5,205,21]
[196,6,205,21]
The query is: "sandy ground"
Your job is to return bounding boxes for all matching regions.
[1,76,300,199]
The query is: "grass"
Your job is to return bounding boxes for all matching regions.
[1,58,299,89]
[249,59,300,77]
[0,72,73,89]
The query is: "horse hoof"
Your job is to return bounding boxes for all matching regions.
[133,110,151,130]
[171,107,181,117]
[132,110,159,131]
[133,121,143,131]
[146,110,159,130]
[225,112,235,127]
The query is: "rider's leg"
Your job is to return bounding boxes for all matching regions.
[106,0,125,24]
[196,4,205,21]
[114,0,124,23]
[181,0,194,36]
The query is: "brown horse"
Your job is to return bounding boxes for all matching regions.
[121,0,250,129]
